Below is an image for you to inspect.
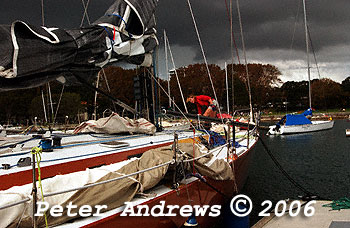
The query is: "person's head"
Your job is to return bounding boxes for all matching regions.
[186,95,195,103]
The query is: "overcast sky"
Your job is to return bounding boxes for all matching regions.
[0,0,349,83]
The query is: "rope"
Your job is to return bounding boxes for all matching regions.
[31,147,48,227]
[186,0,224,124]
[107,14,128,28]
[258,135,329,200]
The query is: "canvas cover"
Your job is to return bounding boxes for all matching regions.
[178,143,234,181]
[0,0,158,91]
[73,112,156,135]
[0,142,234,227]
[285,114,312,126]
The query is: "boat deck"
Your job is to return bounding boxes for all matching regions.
[253,200,350,228]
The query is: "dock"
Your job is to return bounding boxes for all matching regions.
[252,200,350,228]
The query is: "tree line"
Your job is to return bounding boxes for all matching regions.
[0,63,349,125]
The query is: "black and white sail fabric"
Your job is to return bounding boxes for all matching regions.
[0,0,158,91]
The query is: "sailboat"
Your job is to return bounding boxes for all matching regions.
[268,0,334,135]
[0,0,258,227]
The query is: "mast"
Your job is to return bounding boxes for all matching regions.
[303,0,312,109]
[225,62,230,113]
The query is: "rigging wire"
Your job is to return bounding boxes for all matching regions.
[307,26,322,80]
[80,0,91,27]
[165,34,188,113]
[47,83,54,123]
[164,30,171,108]
[101,68,118,111]
[224,0,241,113]
[53,85,65,124]
[224,0,241,64]
[289,0,301,61]
[41,88,48,123]
[186,0,224,124]
[74,74,138,114]
[229,0,237,112]
[145,68,197,130]
[236,0,253,122]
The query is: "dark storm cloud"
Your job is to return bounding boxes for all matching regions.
[156,0,350,61]
[0,0,349,81]
[0,0,348,55]
[0,0,115,28]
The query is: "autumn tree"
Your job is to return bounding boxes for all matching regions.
[227,63,282,108]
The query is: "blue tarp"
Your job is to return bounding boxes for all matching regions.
[284,114,311,126]
[303,108,313,116]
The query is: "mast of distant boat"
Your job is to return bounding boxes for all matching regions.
[303,0,312,109]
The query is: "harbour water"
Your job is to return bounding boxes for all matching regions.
[242,119,350,226]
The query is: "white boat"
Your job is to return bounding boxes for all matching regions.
[346,129,350,137]
[268,113,334,135]
[268,0,334,135]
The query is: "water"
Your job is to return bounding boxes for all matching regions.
[242,119,350,226]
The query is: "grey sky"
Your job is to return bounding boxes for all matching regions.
[0,0,349,83]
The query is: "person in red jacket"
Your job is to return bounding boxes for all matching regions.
[186,95,218,117]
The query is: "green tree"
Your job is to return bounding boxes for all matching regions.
[311,78,342,109]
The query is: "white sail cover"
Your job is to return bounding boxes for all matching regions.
[73,112,156,135]
[0,0,158,91]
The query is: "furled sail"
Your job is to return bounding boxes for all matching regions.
[0,0,158,91]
